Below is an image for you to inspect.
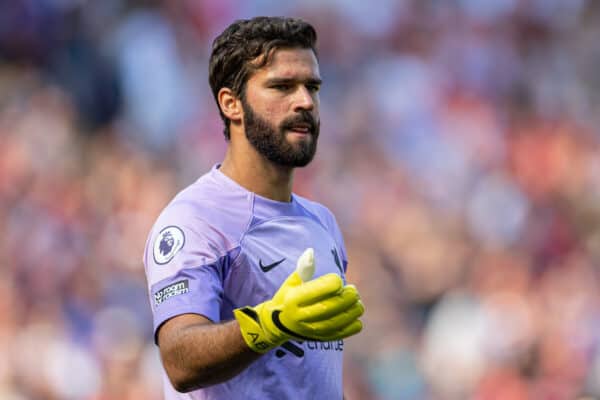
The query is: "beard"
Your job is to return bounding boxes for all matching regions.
[242,97,319,167]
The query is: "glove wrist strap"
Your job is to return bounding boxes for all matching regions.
[234,306,283,353]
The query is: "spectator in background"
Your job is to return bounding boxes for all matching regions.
[2,1,600,399]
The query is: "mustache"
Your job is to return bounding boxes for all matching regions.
[280,111,318,134]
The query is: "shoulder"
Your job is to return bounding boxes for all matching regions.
[157,171,253,240]
[294,194,337,226]
[294,194,348,264]
[145,170,253,270]
[293,194,340,234]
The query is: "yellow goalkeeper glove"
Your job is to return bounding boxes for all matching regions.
[234,248,364,353]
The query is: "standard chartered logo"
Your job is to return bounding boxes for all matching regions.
[276,340,344,359]
[305,340,344,352]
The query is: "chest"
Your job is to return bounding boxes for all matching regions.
[223,217,345,308]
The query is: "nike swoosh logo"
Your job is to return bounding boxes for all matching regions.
[259,258,286,272]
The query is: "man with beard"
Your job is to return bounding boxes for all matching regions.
[143,17,364,399]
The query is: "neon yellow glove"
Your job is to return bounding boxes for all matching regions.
[234,248,364,353]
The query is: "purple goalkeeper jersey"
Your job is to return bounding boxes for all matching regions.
[143,164,349,400]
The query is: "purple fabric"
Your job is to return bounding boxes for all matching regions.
[143,165,349,399]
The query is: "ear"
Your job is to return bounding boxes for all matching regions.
[218,87,243,124]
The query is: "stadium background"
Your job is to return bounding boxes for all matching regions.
[2,1,600,399]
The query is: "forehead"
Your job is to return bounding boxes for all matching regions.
[252,48,320,81]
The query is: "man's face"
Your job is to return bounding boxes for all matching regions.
[241,48,321,167]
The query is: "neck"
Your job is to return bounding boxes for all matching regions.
[219,143,294,203]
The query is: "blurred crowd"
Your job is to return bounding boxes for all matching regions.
[2,1,600,399]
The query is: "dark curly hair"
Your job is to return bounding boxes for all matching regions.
[209,16,318,140]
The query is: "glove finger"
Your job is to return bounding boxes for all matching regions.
[282,302,363,342]
[315,318,363,341]
[303,300,364,334]
[290,273,343,306]
[299,286,361,322]
[273,271,304,304]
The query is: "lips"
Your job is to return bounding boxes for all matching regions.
[281,112,317,136]
[284,122,314,135]
[289,125,311,133]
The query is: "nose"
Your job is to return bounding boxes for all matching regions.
[293,86,315,112]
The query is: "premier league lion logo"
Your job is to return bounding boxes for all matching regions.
[153,226,185,265]
[160,231,175,256]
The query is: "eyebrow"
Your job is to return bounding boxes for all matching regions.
[265,77,323,86]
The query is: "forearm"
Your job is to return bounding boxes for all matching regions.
[158,314,262,392]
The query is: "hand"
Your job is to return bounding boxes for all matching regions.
[234,248,364,353]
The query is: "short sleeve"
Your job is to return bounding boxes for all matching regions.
[143,202,240,339]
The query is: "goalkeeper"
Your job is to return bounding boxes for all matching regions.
[143,16,364,400]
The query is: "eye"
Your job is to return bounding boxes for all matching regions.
[272,84,292,91]
[306,84,320,93]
